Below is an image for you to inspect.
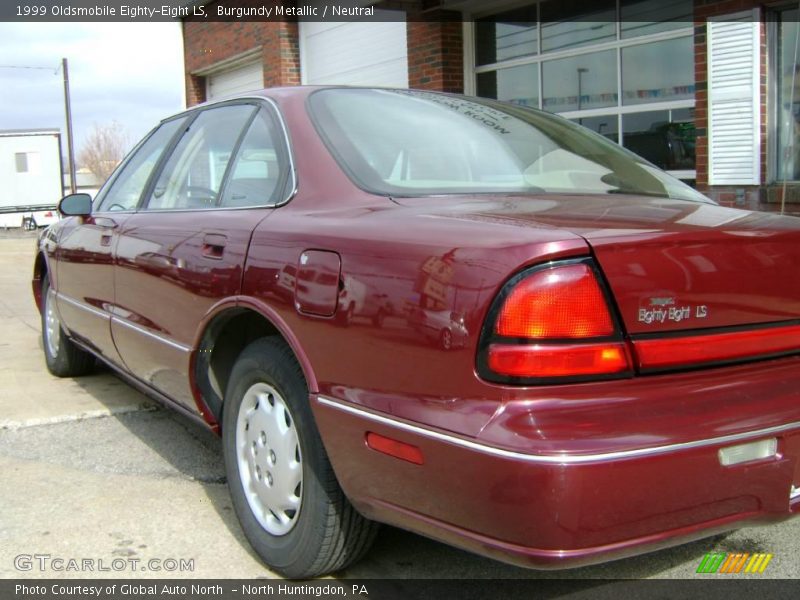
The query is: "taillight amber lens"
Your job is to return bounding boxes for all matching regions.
[487,342,630,378]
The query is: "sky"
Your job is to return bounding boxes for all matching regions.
[0,22,185,165]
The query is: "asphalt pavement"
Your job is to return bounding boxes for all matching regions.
[0,232,798,582]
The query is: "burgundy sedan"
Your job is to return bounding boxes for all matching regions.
[33,87,800,578]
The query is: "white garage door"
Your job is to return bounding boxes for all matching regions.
[300,15,408,87]
[206,61,264,100]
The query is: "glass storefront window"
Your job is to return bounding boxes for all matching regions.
[475,6,538,66]
[473,1,696,178]
[777,8,800,181]
[622,109,696,171]
[540,0,616,53]
[621,37,694,105]
[574,115,620,143]
[620,0,694,39]
[477,63,539,107]
[542,50,617,112]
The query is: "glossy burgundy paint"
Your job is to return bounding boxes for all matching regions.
[314,395,800,567]
[112,210,267,410]
[53,214,129,364]
[34,87,800,570]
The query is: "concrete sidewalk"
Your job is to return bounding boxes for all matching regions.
[0,234,268,579]
[0,234,149,430]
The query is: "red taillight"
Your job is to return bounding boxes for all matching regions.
[487,342,630,378]
[496,263,614,338]
[480,261,630,382]
[633,323,800,370]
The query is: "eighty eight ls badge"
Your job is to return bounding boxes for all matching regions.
[638,297,709,325]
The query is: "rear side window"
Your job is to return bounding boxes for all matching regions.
[95,117,186,212]
[144,104,256,211]
[219,109,290,208]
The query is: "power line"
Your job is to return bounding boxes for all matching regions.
[0,64,59,72]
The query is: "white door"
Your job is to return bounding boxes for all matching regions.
[299,14,408,87]
[206,61,264,100]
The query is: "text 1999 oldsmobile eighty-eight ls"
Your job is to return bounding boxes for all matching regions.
[32,87,800,577]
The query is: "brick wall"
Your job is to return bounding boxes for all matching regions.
[182,1,299,107]
[406,10,464,93]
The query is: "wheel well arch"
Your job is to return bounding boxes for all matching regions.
[192,305,316,425]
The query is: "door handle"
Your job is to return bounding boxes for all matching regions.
[202,233,227,259]
[94,217,119,247]
[93,217,118,229]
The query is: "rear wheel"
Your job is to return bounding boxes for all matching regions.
[41,275,94,377]
[222,337,378,577]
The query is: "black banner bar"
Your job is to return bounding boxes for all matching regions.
[2,579,799,600]
[0,0,785,23]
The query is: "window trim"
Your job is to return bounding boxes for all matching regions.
[139,103,259,212]
[14,152,29,173]
[92,113,193,215]
[767,4,799,184]
[216,104,294,209]
[92,96,297,215]
[473,26,694,75]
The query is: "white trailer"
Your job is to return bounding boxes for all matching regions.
[0,129,63,229]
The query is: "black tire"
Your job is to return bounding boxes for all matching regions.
[222,337,378,578]
[372,309,386,328]
[41,275,95,377]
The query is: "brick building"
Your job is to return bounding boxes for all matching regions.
[182,0,800,211]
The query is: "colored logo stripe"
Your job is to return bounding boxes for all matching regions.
[697,552,773,574]
[746,553,773,573]
[697,553,726,573]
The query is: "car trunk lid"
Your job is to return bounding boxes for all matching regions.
[394,193,800,342]
[571,200,800,336]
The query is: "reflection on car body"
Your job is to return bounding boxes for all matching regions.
[407,307,468,350]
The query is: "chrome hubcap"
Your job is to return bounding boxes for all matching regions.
[45,286,60,357]
[236,382,302,536]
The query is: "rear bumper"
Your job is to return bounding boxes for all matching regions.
[313,394,800,569]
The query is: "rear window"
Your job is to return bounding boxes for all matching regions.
[308,88,709,203]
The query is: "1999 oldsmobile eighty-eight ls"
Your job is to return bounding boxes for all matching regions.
[33,87,800,577]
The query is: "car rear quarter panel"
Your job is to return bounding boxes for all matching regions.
[243,90,591,437]
[242,207,589,437]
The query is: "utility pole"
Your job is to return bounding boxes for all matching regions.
[577,67,588,126]
[62,58,76,195]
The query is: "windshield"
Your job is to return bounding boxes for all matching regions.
[308,88,710,203]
